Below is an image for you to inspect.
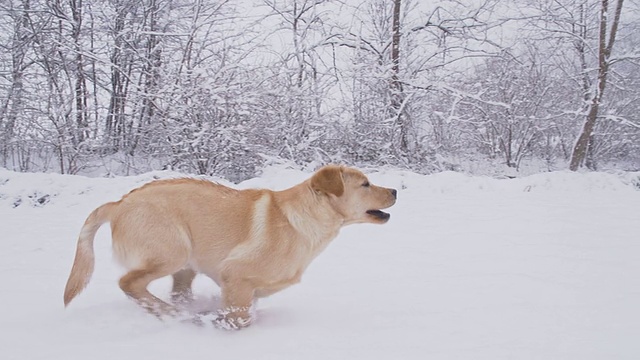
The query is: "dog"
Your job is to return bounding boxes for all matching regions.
[63,165,397,328]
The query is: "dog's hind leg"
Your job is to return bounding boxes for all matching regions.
[119,262,184,318]
[171,268,196,304]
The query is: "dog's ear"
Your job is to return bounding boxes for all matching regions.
[310,165,344,197]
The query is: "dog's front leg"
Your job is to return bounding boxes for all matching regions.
[217,276,254,330]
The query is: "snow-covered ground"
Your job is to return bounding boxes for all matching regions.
[1,166,639,360]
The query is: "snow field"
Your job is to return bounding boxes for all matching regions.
[0,167,639,359]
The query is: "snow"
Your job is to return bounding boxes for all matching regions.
[1,166,639,359]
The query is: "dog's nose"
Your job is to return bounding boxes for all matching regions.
[390,189,397,199]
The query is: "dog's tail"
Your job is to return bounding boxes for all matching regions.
[63,202,118,307]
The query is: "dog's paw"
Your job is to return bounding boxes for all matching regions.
[213,306,253,330]
[213,314,252,330]
[189,311,216,327]
[188,311,248,329]
[189,307,253,330]
[170,292,194,306]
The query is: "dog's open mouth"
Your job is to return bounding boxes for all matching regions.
[366,209,390,221]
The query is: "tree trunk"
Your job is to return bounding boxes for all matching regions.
[132,0,163,156]
[106,2,128,151]
[70,0,89,144]
[390,0,409,155]
[569,0,624,171]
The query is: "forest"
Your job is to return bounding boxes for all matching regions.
[0,0,638,181]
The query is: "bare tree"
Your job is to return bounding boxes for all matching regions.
[0,0,638,176]
[105,0,137,152]
[0,0,32,167]
[454,49,570,169]
[390,0,409,155]
[261,0,337,163]
[570,0,624,170]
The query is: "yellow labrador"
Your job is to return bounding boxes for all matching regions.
[64,165,397,328]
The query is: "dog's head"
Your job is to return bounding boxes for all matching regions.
[310,165,397,225]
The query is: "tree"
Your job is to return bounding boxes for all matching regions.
[569,0,624,170]
[0,0,638,176]
[260,0,337,164]
[104,0,138,152]
[390,0,410,155]
[0,0,32,168]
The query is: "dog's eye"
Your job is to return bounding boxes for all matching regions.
[362,181,370,187]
